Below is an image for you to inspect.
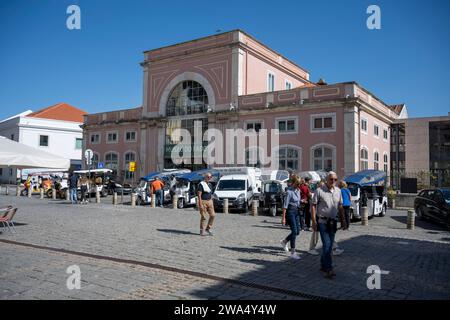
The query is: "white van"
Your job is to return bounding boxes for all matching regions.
[212,174,257,213]
[214,167,262,195]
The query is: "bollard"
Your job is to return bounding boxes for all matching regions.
[65,189,70,201]
[223,198,229,214]
[151,193,156,208]
[28,187,32,198]
[131,193,136,207]
[172,194,178,209]
[40,189,44,199]
[407,209,415,230]
[252,199,258,216]
[16,185,20,197]
[96,190,100,203]
[121,189,124,205]
[52,189,56,200]
[112,192,118,205]
[361,206,369,226]
[5,185,9,196]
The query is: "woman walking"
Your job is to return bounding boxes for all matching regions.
[280,177,302,260]
[339,181,351,230]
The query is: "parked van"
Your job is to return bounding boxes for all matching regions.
[214,167,262,195]
[212,174,258,213]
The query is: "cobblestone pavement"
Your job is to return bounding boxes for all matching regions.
[1,193,450,300]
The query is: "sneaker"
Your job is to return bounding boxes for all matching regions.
[333,248,344,256]
[290,252,301,260]
[324,270,336,279]
[308,249,320,255]
[280,239,289,253]
[205,230,214,236]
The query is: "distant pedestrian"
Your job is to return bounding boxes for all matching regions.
[300,177,312,231]
[69,173,79,204]
[197,173,215,236]
[280,177,302,260]
[151,177,165,207]
[80,176,89,204]
[339,181,351,229]
[311,172,347,279]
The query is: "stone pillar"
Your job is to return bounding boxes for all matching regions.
[40,189,44,199]
[252,199,258,216]
[131,193,136,207]
[407,210,415,230]
[361,206,369,226]
[28,186,32,198]
[151,193,156,208]
[223,198,229,214]
[65,189,70,201]
[5,185,9,196]
[52,189,56,200]
[113,192,118,205]
[16,185,20,197]
[96,190,100,203]
[172,194,178,209]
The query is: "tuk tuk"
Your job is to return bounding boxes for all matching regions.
[73,169,115,197]
[174,169,220,208]
[259,170,289,216]
[134,169,191,206]
[344,170,388,221]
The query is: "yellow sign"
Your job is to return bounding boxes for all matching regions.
[129,161,136,172]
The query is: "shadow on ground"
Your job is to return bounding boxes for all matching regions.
[186,234,450,300]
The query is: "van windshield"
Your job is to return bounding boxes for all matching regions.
[217,180,245,191]
[348,184,359,197]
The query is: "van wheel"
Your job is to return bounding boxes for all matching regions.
[177,198,185,209]
[101,189,108,197]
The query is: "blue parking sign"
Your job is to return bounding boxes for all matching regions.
[98,162,104,169]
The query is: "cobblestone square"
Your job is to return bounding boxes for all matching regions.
[1,194,449,300]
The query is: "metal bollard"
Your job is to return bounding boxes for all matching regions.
[65,189,70,201]
[52,189,56,200]
[172,194,178,209]
[131,193,136,207]
[28,187,32,198]
[5,185,9,196]
[40,189,44,199]
[96,190,100,203]
[223,198,229,214]
[151,193,156,208]
[361,206,369,226]
[113,192,118,205]
[16,185,21,197]
[407,209,415,230]
[252,199,258,216]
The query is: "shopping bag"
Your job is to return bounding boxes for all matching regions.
[309,230,319,250]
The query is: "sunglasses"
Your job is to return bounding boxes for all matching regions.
[329,178,337,181]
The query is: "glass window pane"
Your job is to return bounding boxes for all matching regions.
[324,117,333,128]
[287,120,295,131]
[314,148,322,158]
[314,118,322,129]
[324,147,332,158]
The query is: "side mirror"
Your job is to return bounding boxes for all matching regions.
[248,186,252,192]
[258,187,261,192]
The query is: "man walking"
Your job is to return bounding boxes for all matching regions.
[197,173,215,236]
[311,171,347,279]
[300,177,312,231]
[69,173,79,205]
[150,177,165,207]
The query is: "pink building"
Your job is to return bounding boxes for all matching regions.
[82,30,405,181]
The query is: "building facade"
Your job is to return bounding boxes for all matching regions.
[391,113,450,189]
[0,103,87,183]
[83,30,404,181]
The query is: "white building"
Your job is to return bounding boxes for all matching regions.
[0,103,87,183]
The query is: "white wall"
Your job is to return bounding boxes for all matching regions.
[0,116,83,183]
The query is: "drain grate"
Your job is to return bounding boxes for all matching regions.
[0,239,331,300]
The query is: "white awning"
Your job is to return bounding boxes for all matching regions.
[0,136,70,169]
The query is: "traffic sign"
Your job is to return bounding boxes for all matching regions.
[98,162,104,169]
[85,149,94,165]
[129,161,136,172]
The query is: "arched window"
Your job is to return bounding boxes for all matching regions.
[124,152,136,180]
[374,151,379,170]
[383,153,388,172]
[105,152,118,172]
[360,148,369,170]
[166,81,209,116]
[312,145,334,171]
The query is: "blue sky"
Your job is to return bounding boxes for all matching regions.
[0,0,449,119]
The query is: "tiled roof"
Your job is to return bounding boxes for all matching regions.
[27,103,87,123]
[389,104,405,115]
